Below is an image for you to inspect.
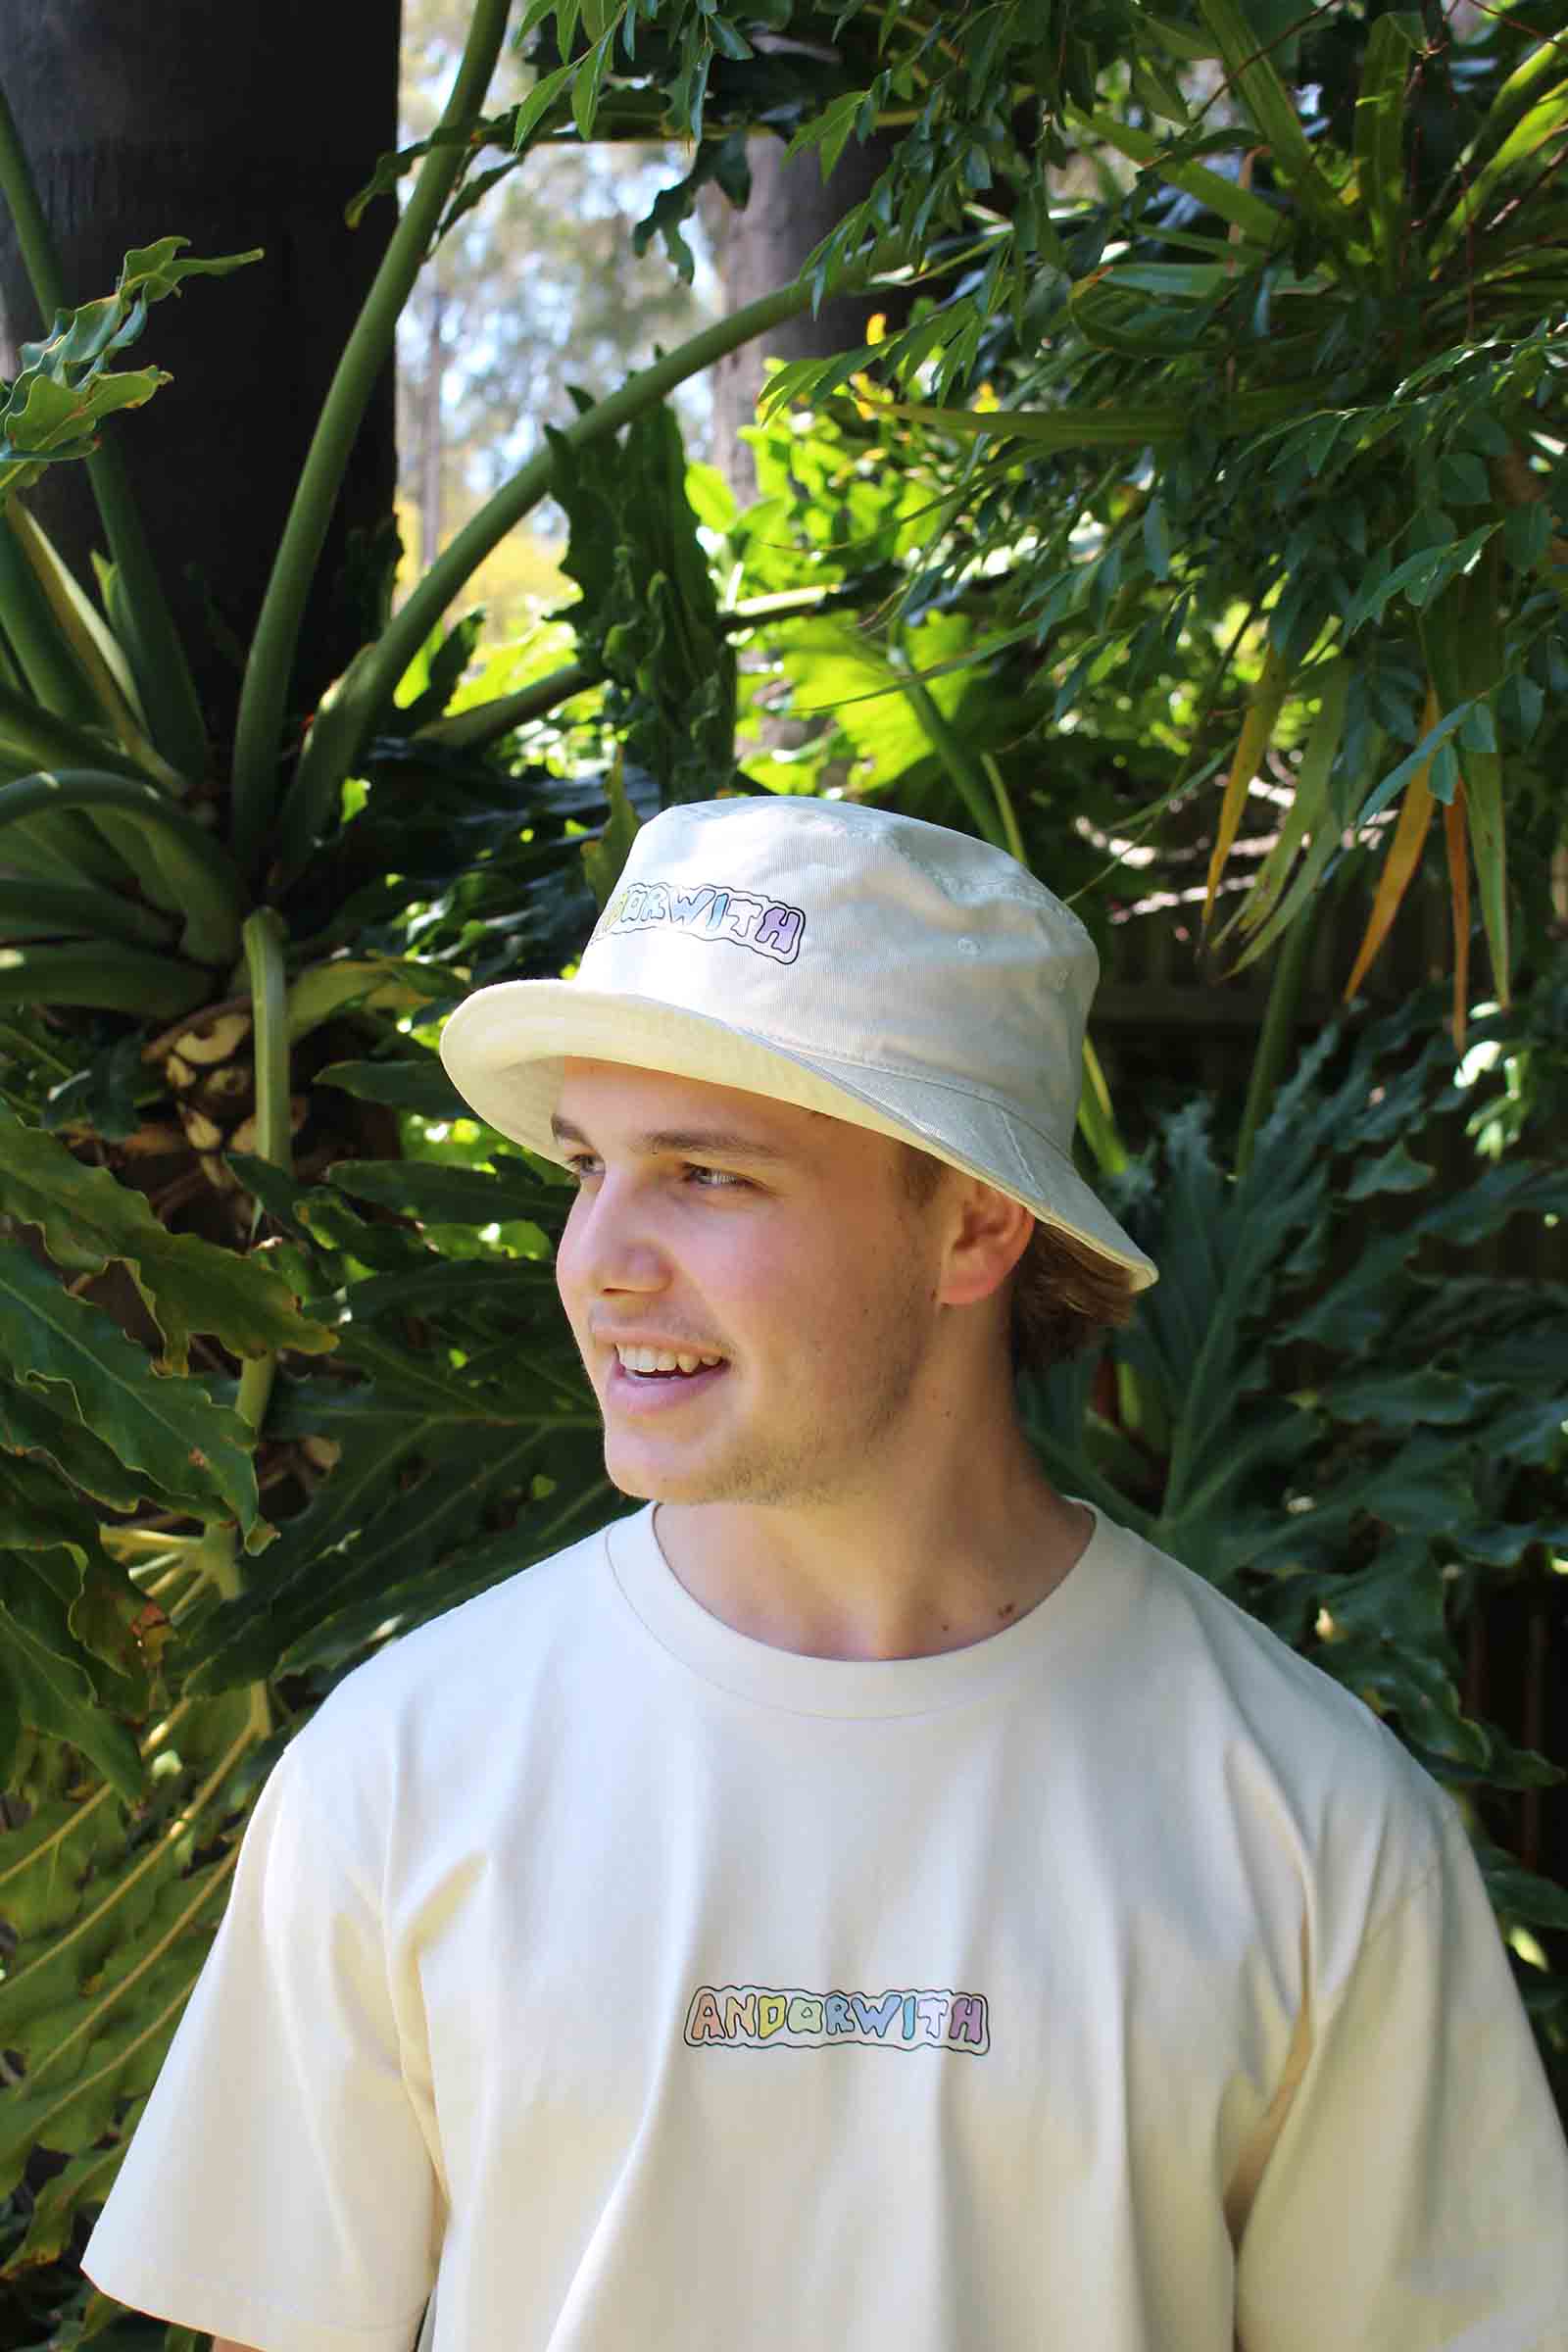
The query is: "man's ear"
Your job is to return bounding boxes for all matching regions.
[936,1181,1034,1309]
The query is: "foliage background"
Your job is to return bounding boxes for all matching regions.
[0,1,1564,2341]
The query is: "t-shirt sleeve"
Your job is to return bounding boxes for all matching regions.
[81,1726,442,2352]
[1235,1802,1568,2352]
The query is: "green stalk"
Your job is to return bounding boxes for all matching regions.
[0,770,247,960]
[983,753,1028,865]
[228,0,512,873]
[897,650,1005,849]
[274,271,850,884]
[236,908,292,1440]
[0,873,173,949]
[0,81,207,777]
[412,661,600,750]
[412,593,842,752]
[1233,886,1319,1180]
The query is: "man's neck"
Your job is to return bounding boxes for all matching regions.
[652,1441,1094,1664]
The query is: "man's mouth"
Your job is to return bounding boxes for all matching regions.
[612,1344,726,1382]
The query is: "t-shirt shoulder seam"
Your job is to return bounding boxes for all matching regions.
[1317,1801,1457,2026]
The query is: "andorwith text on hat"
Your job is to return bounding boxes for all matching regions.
[438,791,1158,1290]
[81,796,1568,2350]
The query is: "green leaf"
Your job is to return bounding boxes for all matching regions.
[1197,0,1353,251]
[1352,13,1414,290]
[785,88,872,180]
[0,1378,150,1510]
[327,1157,566,1227]
[1143,494,1172,581]
[580,752,642,910]
[1431,77,1568,267]
[0,1105,335,1374]
[1343,1139,1435,1199]
[571,30,614,139]
[1071,109,1285,246]
[0,1559,142,1797]
[0,241,261,505]
[0,766,246,963]
[1320,1368,1486,1429]
[513,60,576,148]
[0,1247,260,1532]
[315,1056,466,1118]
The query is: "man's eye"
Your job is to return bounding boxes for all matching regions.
[565,1153,601,1182]
[687,1164,745,1190]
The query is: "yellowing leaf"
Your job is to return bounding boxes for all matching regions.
[1202,640,1291,929]
[1343,686,1440,1000]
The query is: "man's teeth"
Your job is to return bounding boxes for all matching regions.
[615,1346,724,1375]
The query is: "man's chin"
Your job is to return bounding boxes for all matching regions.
[603,1443,725,1506]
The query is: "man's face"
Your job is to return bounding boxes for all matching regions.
[553,1059,953,1507]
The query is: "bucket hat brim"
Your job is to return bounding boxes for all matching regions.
[439,981,1156,1288]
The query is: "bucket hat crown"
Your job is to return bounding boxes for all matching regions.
[439,794,1155,1287]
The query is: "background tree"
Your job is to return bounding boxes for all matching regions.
[0,2,400,740]
[399,0,716,624]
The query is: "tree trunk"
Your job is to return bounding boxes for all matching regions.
[705,131,899,504]
[0,1,401,759]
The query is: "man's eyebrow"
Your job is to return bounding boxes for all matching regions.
[549,1113,796,1163]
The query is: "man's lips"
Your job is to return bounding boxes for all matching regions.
[603,1353,730,1410]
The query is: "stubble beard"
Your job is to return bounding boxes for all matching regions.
[603,1255,938,1511]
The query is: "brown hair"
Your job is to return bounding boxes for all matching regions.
[900,1145,1137,1379]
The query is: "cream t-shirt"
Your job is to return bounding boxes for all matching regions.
[83,1504,1568,2350]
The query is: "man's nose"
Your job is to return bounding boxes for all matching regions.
[567,1175,668,1294]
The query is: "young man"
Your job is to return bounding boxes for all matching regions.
[84,795,1568,2349]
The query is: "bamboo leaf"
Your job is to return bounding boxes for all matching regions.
[1342,685,1439,998]
[1197,0,1354,251]
[513,60,576,149]
[1227,658,1348,956]
[1202,639,1291,928]
[1430,77,1568,267]
[0,1248,260,1532]
[1353,15,1414,290]
[1420,563,1509,1006]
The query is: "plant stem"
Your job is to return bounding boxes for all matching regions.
[228,0,512,874]
[236,907,292,1442]
[0,82,207,777]
[896,646,1004,848]
[1234,888,1318,1180]
[413,661,600,749]
[412,591,845,751]
[273,270,858,883]
[0,81,64,317]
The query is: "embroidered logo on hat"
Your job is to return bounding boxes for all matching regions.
[596,878,807,965]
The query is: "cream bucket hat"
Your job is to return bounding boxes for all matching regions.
[439,795,1156,1288]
